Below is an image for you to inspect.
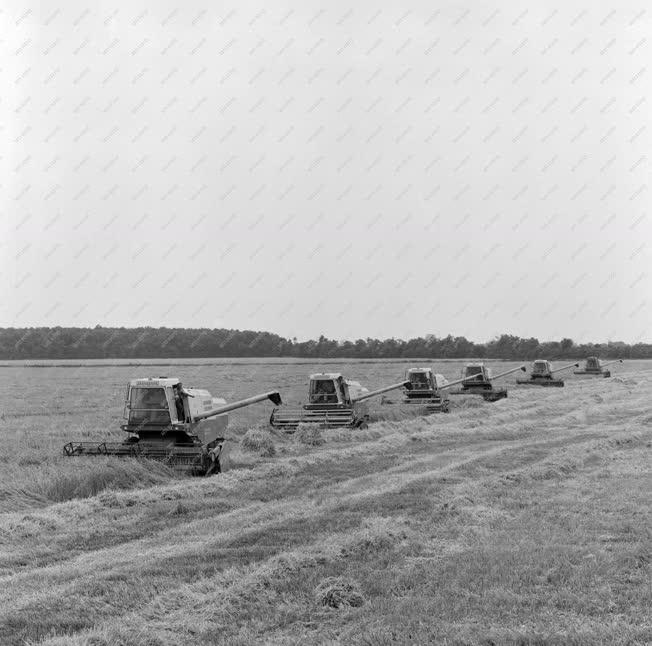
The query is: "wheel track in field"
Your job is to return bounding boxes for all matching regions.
[0,406,600,574]
[4,372,648,645]
[0,423,614,643]
[0,399,556,566]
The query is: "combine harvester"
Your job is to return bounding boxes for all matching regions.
[449,363,527,402]
[269,373,411,431]
[63,377,281,476]
[574,357,623,378]
[516,360,579,387]
[382,367,479,413]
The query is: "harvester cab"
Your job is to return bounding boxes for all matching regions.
[269,373,410,431]
[450,363,527,401]
[308,374,357,405]
[574,357,623,377]
[405,368,435,391]
[531,360,552,377]
[464,364,489,382]
[516,360,580,387]
[64,377,282,476]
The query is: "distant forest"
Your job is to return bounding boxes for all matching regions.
[0,327,648,360]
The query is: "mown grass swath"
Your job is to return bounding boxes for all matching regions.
[0,360,649,645]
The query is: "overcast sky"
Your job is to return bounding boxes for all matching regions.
[2,0,650,343]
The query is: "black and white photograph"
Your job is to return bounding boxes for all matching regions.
[1,1,650,644]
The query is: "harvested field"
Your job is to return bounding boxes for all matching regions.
[0,359,650,645]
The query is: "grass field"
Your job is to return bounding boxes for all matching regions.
[0,359,650,645]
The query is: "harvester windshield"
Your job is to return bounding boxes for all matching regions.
[532,361,550,375]
[309,378,340,404]
[407,371,430,389]
[127,387,171,425]
[464,365,484,380]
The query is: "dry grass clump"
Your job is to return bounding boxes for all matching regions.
[529,458,580,481]
[456,396,487,410]
[325,427,383,443]
[76,630,167,646]
[240,428,276,456]
[315,576,365,608]
[613,376,638,386]
[295,424,326,446]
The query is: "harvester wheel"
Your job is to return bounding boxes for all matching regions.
[203,443,223,477]
[205,456,221,477]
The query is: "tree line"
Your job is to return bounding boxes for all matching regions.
[0,327,647,360]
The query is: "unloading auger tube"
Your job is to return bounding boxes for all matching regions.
[195,391,282,420]
[436,374,478,390]
[473,365,527,382]
[351,380,412,403]
[549,362,580,374]
[599,359,624,369]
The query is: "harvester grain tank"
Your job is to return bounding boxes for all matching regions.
[396,367,481,412]
[516,360,579,387]
[574,357,623,377]
[269,373,411,431]
[63,377,282,475]
[449,363,526,401]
